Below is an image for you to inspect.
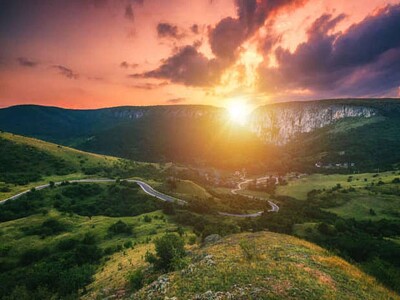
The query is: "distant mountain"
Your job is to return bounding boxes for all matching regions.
[0,105,271,170]
[1,99,400,171]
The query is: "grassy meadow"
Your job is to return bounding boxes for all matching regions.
[135,232,398,299]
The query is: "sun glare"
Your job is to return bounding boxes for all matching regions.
[227,100,252,125]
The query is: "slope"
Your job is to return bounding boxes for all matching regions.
[133,231,398,299]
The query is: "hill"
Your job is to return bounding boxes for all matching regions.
[250,98,400,172]
[0,132,160,201]
[0,104,270,170]
[1,99,400,171]
[131,231,397,300]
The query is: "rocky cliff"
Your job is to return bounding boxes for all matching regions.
[249,101,378,145]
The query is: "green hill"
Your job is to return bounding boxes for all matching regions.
[281,100,400,172]
[0,132,159,200]
[131,231,398,300]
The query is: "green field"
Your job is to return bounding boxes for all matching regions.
[325,187,400,221]
[167,179,212,200]
[276,171,400,200]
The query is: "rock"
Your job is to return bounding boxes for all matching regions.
[250,103,378,145]
[203,234,221,246]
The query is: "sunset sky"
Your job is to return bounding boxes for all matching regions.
[1,0,399,109]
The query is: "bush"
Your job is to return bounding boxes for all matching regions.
[108,220,132,236]
[128,268,144,292]
[145,233,186,271]
[188,235,197,245]
[392,178,400,184]
[143,215,152,223]
[124,240,133,249]
[317,222,336,236]
[19,248,50,266]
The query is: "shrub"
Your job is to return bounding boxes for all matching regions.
[128,268,144,292]
[392,178,400,184]
[145,233,186,271]
[25,218,68,237]
[188,235,197,245]
[143,215,152,223]
[124,240,133,249]
[19,248,50,266]
[108,220,132,236]
[317,222,336,236]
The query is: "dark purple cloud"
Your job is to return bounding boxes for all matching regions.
[53,65,79,79]
[131,45,225,86]
[17,57,38,67]
[259,4,400,98]
[157,22,182,39]
[209,17,246,60]
[120,61,139,69]
[137,0,305,87]
[191,24,199,34]
[130,81,168,90]
[209,0,305,60]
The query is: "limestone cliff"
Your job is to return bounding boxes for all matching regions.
[249,101,378,145]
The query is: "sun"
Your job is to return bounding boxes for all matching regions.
[227,100,252,125]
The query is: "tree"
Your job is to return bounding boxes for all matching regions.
[145,233,185,271]
[108,220,132,235]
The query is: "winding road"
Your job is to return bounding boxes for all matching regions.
[230,176,280,215]
[0,178,278,218]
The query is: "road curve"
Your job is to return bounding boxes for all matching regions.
[232,177,280,213]
[0,178,272,218]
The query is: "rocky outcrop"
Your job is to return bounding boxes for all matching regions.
[249,102,378,145]
[104,105,224,121]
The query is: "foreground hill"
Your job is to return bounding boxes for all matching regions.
[131,231,397,300]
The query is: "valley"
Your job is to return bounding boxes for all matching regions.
[1,99,400,299]
[2,1,400,298]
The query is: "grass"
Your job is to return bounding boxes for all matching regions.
[325,189,400,221]
[134,232,398,299]
[276,171,400,200]
[173,180,212,200]
[0,173,89,201]
[293,223,320,238]
[329,116,386,134]
[0,131,120,201]
[0,208,193,299]
[0,131,118,167]
[0,209,170,261]
[0,131,165,201]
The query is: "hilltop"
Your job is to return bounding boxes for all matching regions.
[129,231,397,300]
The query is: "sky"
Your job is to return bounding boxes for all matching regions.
[0,0,399,109]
